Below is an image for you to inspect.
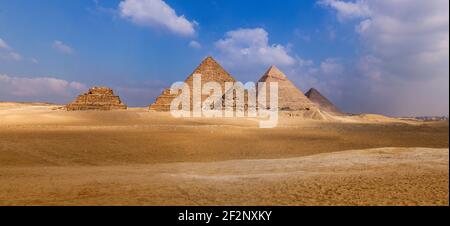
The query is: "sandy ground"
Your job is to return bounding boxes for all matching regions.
[0,103,448,205]
[0,147,447,206]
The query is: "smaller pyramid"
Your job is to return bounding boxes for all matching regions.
[66,86,127,111]
[149,88,178,111]
[257,66,316,111]
[305,88,343,115]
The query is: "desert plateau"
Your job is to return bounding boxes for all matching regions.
[0,103,448,206]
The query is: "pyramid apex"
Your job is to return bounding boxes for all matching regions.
[269,65,278,70]
[185,56,236,82]
[202,56,217,63]
[305,88,323,98]
[306,87,319,94]
[305,88,343,114]
[262,65,286,80]
[256,65,316,110]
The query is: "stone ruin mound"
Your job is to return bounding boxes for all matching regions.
[150,56,236,111]
[257,65,317,111]
[305,88,344,115]
[66,86,127,111]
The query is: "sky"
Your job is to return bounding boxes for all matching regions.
[0,0,448,116]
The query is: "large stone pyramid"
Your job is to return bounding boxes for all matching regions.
[305,88,343,115]
[66,86,127,111]
[257,66,316,111]
[149,56,236,111]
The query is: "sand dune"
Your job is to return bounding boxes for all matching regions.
[0,147,447,206]
[0,103,448,205]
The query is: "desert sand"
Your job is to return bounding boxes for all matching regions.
[0,103,448,205]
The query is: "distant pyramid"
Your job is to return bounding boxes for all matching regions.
[66,86,127,111]
[305,88,343,115]
[149,88,178,111]
[149,56,236,111]
[257,66,316,111]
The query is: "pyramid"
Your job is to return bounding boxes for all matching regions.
[149,88,179,111]
[257,66,316,111]
[66,86,127,111]
[149,56,236,111]
[305,88,343,115]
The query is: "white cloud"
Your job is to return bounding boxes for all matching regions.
[355,19,371,33]
[320,58,344,75]
[30,58,39,64]
[294,29,311,42]
[119,0,196,36]
[321,0,449,77]
[298,57,314,67]
[1,52,22,61]
[0,38,24,62]
[0,38,10,50]
[52,40,74,55]
[188,40,201,49]
[7,52,22,61]
[214,28,296,77]
[319,0,449,116]
[319,0,371,20]
[0,74,87,103]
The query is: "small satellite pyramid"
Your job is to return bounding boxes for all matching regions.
[149,88,178,111]
[66,86,127,111]
[149,56,236,111]
[305,88,343,115]
[257,66,316,111]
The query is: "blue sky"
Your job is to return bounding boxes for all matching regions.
[0,0,448,116]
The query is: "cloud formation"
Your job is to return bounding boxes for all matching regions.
[30,58,39,64]
[320,58,344,75]
[52,40,74,55]
[0,38,10,50]
[7,52,22,61]
[0,37,24,62]
[317,0,449,116]
[319,0,371,20]
[214,28,296,79]
[188,40,201,49]
[119,0,196,36]
[0,74,86,103]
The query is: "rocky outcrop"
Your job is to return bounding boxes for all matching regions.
[66,87,127,111]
